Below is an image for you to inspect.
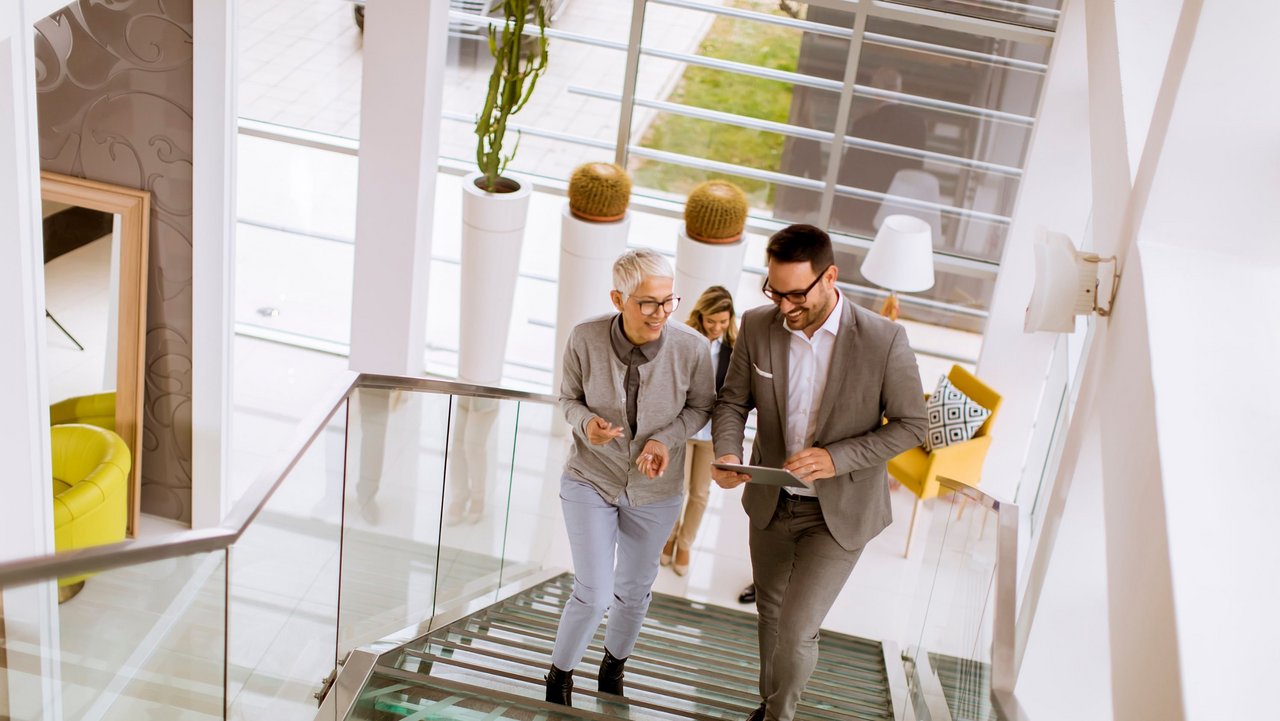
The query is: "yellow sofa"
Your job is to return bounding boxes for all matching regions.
[51,423,131,597]
[888,364,1001,556]
[49,391,116,432]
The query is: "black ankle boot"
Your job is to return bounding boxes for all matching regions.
[545,664,573,706]
[598,647,627,696]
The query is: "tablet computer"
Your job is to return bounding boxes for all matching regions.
[712,463,808,488]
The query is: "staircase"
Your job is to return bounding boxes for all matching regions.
[347,574,896,720]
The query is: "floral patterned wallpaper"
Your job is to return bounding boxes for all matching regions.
[35,0,195,523]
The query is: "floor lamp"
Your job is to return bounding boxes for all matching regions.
[861,213,935,321]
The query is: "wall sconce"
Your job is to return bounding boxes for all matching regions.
[861,214,936,321]
[1024,230,1121,333]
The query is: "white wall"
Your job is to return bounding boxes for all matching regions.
[978,0,1094,504]
[1015,420,1113,721]
[1016,0,1280,717]
[1124,0,1280,714]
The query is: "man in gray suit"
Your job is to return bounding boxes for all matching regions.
[711,224,927,721]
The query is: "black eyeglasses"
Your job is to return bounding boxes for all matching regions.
[762,265,831,305]
[634,296,681,317]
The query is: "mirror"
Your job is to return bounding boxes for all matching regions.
[40,171,149,536]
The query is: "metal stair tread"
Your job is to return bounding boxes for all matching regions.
[356,573,894,721]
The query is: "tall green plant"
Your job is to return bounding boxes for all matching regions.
[475,0,550,192]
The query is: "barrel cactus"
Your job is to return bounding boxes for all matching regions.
[684,180,748,243]
[567,162,631,222]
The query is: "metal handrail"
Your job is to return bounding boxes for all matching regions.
[0,373,558,588]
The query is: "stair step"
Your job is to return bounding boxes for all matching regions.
[364,573,894,721]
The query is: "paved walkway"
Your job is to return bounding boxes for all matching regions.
[237,0,717,180]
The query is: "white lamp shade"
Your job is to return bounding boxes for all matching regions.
[861,214,936,293]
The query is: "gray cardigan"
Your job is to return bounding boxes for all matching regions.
[560,314,715,505]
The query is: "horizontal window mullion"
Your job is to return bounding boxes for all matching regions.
[833,183,1013,225]
[447,10,630,51]
[839,134,1024,177]
[638,46,845,92]
[646,0,854,40]
[570,86,835,143]
[862,31,1048,72]
[856,84,1036,125]
[629,146,827,191]
[441,112,617,152]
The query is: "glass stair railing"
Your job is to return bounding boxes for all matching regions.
[347,573,894,721]
[0,372,1028,721]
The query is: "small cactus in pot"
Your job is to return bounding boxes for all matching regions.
[684,180,748,244]
[568,162,631,222]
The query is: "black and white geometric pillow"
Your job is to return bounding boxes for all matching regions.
[923,375,992,453]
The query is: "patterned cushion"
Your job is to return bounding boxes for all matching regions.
[924,375,992,453]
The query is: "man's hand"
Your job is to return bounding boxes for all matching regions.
[636,439,669,479]
[783,447,835,486]
[711,454,751,489]
[585,416,624,445]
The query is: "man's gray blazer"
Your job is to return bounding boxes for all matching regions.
[712,298,927,551]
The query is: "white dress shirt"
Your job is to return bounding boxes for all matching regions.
[783,293,843,496]
[692,337,722,442]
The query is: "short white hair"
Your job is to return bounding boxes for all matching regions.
[612,249,672,299]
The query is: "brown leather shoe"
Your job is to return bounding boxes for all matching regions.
[746,703,766,721]
[738,583,756,604]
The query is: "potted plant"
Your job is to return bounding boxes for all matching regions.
[553,162,633,396]
[459,0,550,386]
[674,179,750,321]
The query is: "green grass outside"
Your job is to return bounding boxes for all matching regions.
[631,1,803,208]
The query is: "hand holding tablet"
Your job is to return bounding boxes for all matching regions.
[711,462,808,488]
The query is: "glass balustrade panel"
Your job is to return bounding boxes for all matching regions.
[0,548,228,721]
[337,387,451,659]
[902,486,1000,721]
[228,397,349,721]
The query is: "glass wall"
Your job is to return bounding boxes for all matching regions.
[234,0,1060,339]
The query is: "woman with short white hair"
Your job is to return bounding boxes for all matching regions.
[547,248,715,706]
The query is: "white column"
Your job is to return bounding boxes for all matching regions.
[976,0,1093,502]
[348,0,450,377]
[191,0,236,528]
[0,4,62,716]
[1113,0,1280,716]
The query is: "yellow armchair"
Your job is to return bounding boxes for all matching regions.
[889,365,1001,556]
[49,391,116,432]
[51,423,131,599]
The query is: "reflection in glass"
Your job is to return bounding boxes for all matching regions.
[437,396,522,610]
[337,388,449,658]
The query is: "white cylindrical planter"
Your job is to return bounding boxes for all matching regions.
[553,204,631,393]
[459,171,532,386]
[673,227,748,323]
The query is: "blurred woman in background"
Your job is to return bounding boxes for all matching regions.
[661,285,736,576]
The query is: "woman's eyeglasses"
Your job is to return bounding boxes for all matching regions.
[634,296,681,317]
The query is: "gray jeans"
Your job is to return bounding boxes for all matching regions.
[751,495,864,721]
[551,475,683,670]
